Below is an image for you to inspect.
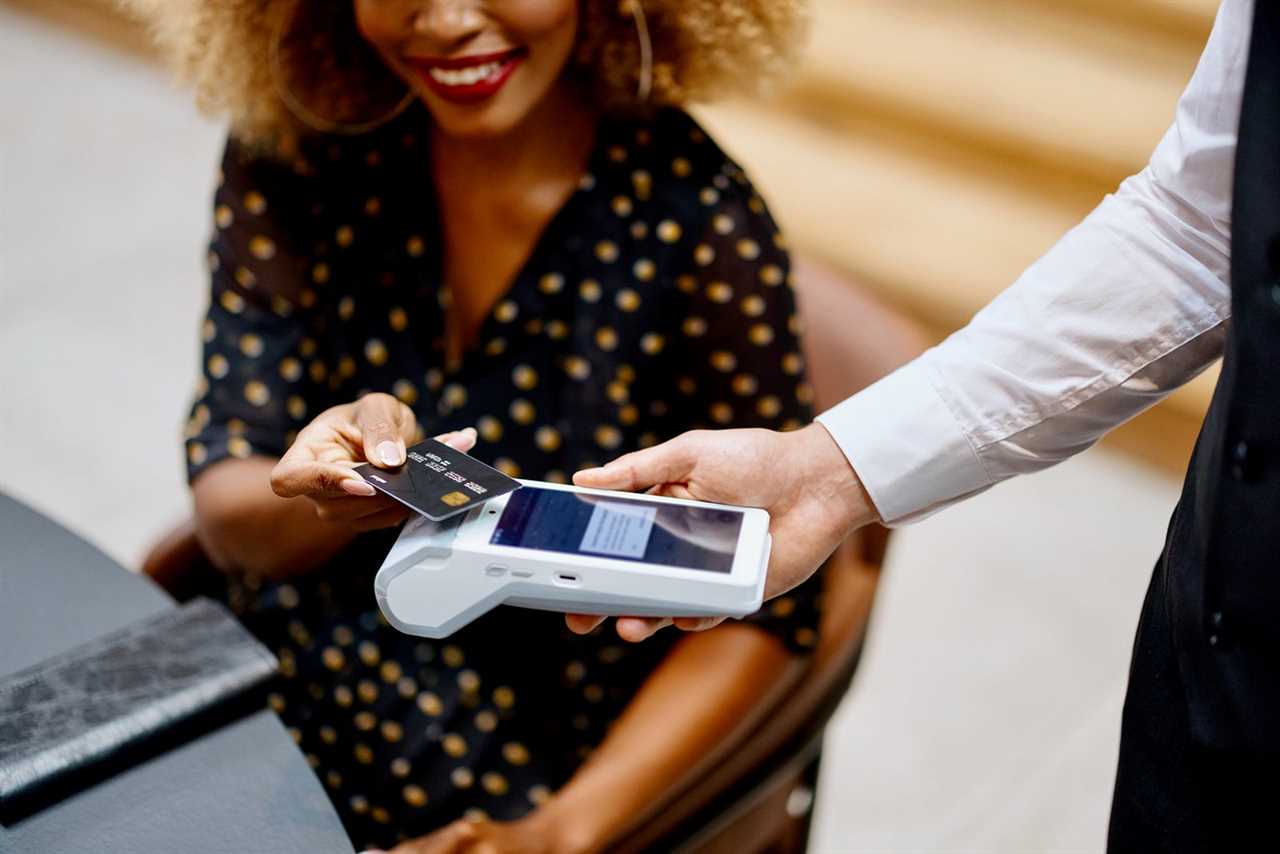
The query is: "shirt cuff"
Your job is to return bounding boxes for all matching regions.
[815,359,993,525]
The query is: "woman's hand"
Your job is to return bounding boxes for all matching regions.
[270,392,476,532]
[365,814,580,854]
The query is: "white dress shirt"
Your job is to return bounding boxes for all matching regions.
[817,0,1252,524]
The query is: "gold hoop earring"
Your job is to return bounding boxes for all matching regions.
[621,0,654,101]
[271,7,415,136]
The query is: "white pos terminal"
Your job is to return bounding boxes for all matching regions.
[374,480,772,639]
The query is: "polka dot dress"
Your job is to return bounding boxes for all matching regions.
[187,106,821,851]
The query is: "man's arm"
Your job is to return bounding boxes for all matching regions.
[572,0,1251,639]
[821,0,1246,523]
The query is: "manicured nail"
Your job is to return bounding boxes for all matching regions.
[377,441,403,466]
[341,478,377,497]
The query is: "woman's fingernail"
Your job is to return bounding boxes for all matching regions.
[341,478,377,497]
[377,441,404,466]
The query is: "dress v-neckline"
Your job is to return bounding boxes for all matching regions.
[414,110,610,380]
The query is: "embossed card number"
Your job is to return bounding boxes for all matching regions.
[355,439,521,522]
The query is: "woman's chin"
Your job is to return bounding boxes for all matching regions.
[421,98,531,142]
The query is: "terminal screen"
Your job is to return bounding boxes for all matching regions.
[490,487,742,573]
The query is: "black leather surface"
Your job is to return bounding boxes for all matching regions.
[0,493,353,852]
[0,598,277,809]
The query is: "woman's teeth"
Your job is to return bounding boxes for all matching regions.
[428,62,502,87]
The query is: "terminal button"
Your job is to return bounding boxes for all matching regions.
[485,564,508,577]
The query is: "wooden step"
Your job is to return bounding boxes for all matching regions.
[1050,0,1219,41]
[789,0,1212,186]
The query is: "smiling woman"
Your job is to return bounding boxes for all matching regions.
[120,0,803,154]
[112,1,818,852]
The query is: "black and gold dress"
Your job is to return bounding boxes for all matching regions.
[186,105,819,850]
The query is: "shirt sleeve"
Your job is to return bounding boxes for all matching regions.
[817,0,1249,524]
[185,138,335,482]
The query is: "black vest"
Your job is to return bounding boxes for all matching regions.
[1162,1,1280,752]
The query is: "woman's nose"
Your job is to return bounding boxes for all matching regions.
[413,0,486,46]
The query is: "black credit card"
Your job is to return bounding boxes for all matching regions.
[354,439,521,521]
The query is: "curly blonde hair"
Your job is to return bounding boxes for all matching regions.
[118,0,805,155]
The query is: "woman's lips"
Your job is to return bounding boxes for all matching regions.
[406,48,526,105]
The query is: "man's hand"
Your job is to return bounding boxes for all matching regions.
[271,392,476,531]
[567,423,880,641]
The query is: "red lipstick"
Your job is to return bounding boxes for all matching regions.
[405,48,526,105]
